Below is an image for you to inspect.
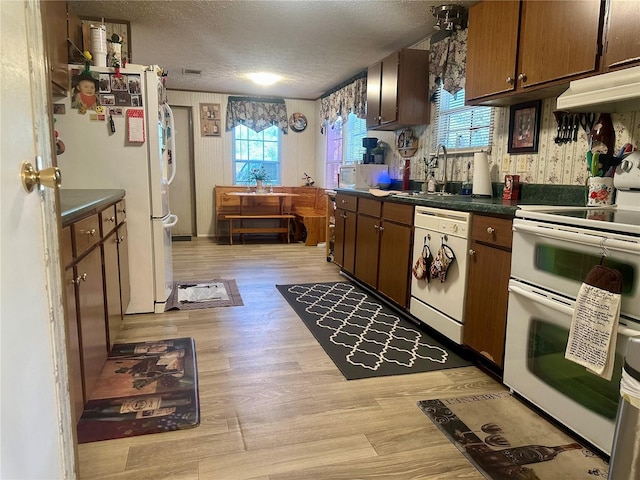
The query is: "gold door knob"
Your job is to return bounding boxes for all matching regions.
[517,73,527,82]
[21,161,62,193]
[487,227,495,234]
[506,76,514,85]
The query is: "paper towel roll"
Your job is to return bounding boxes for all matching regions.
[472,152,492,197]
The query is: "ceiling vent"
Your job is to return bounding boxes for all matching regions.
[182,68,202,76]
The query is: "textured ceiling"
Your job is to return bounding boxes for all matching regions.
[68,0,475,100]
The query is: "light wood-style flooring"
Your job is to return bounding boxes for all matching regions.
[78,237,505,479]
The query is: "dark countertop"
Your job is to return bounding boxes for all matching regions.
[335,183,587,217]
[60,189,125,225]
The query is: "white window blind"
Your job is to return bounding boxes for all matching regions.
[433,84,494,153]
[344,113,367,164]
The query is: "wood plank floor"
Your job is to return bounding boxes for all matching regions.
[78,237,505,479]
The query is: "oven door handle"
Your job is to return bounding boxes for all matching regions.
[513,222,640,255]
[509,284,640,338]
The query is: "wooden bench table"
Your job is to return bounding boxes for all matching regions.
[225,192,299,245]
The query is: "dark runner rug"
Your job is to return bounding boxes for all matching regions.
[77,337,200,443]
[417,392,609,479]
[165,279,243,311]
[276,281,472,380]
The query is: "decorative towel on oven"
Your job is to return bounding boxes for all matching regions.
[430,244,455,282]
[565,265,622,380]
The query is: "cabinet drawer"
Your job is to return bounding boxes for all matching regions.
[358,197,381,217]
[335,193,357,212]
[100,205,117,237]
[116,200,127,224]
[73,214,100,256]
[61,226,73,267]
[382,202,413,225]
[472,215,513,249]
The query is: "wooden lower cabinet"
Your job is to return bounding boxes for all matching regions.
[333,193,357,274]
[75,246,108,400]
[463,215,513,368]
[63,195,129,420]
[353,198,414,308]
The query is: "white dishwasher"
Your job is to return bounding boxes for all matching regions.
[410,206,472,344]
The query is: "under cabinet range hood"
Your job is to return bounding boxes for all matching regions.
[557,66,640,113]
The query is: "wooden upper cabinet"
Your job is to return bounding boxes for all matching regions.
[41,0,69,95]
[466,0,602,104]
[517,0,601,89]
[602,0,640,71]
[367,49,429,130]
[465,0,520,101]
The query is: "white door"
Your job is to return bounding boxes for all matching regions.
[1,1,75,478]
[168,105,196,237]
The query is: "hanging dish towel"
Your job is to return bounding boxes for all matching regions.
[564,265,622,380]
[429,244,455,283]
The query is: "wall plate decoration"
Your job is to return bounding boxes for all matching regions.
[289,113,307,132]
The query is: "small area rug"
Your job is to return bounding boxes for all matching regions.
[276,281,472,380]
[417,392,609,479]
[165,279,243,311]
[77,337,200,443]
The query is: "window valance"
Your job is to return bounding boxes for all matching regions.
[429,28,467,97]
[319,73,367,133]
[225,96,289,134]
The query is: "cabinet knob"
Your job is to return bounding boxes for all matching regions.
[374,224,380,230]
[469,249,476,256]
[506,76,514,85]
[74,273,87,284]
[487,227,495,234]
[341,199,346,204]
[116,235,125,243]
[517,73,527,82]
[107,216,116,223]
[83,228,97,237]
[378,226,384,232]
[340,213,347,219]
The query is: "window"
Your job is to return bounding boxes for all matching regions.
[325,113,367,187]
[432,84,493,152]
[233,124,280,186]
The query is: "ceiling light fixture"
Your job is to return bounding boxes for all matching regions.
[247,72,282,86]
[431,4,466,31]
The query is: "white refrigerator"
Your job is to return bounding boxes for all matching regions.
[56,64,177,313]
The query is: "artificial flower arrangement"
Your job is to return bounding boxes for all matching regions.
[249,166,269,182]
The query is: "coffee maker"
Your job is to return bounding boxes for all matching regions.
[362,137,378,164]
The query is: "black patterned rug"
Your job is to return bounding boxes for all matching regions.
[418,392,609,479]
[276,281,472,380]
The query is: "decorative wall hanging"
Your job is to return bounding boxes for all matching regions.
[289,113,307,133]
[508,100,541,154]
[397,128,419,158]
[200,103,221,137]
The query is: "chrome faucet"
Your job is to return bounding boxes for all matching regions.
[434,144,448,193]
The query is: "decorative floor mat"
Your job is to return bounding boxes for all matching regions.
[165,279,243,311]
[77,337,200,443]
[276,281,472,380]
[418,392,609,479]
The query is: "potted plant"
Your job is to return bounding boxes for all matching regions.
[371,142,386,165]
[249,166,269,192]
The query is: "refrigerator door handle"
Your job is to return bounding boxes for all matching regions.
[164,104,177,186]
[163,213,178,228]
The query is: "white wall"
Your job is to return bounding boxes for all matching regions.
[167,90,316,236]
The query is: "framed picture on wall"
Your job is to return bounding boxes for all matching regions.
[507,100,541,154]
[200,103,221,137]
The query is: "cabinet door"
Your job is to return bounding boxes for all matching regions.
[378,221,412,307]
[355,214,380,288]
[366,61,382,128]
[602,0,640,70]
[342,211,357,275]
[40,0,68,95]
[464,242,512,367]
[466,0,520,101]
[518,0,601,89]
[117,223,131,315]
[76,247,107,399]
[103,231,122,350]
[380,51,400,126]
[64,258,84,423]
